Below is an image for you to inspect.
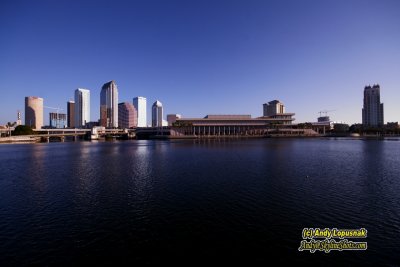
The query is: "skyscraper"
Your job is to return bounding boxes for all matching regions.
[263,100,285,117]
[152,100,163,127]
[67,100,75,128]
[118,102,137,129]
[133,97,147,127]
[74,88,90,128]
[100,80,118,128]
[362,84,384,127]
[25,96,44,129]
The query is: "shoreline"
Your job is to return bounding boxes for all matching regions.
[1,134,399,145]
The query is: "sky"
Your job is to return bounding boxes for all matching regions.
[0,0,399,125]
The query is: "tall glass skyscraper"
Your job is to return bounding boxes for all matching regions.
[152,100,163,127]
[133,96,147,127]
[100,80,118,128]
[74,88,90,128]
[362,84,384,127]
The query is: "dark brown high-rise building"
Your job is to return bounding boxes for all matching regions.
[67,100,75,128]
[362,84,384,127]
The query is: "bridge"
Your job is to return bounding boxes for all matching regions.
[31,129,91,142]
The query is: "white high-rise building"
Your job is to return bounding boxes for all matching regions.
[100,80,118,128]
[133,96,147,127]
[152,100,163,127]
[74,88,90,127]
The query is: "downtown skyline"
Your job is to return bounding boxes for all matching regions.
[1,0,400,125]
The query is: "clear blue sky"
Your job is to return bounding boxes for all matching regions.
[1,0,399,125]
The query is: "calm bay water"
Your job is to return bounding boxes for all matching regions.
[0,139,399,265]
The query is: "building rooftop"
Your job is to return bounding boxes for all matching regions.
[265,100,282,105]
[204,115,252,119]
[153,100,162,107]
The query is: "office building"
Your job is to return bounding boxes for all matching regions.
[67,101,75,128]
[362,84,384,127]
[74,88,90,128]
[133,96,147,127]
[167,114,182,126]
[49,112,67,128]
[25,96,43,129]
[263,100,286,117]
[100,80,118,128]
[152,100,163,127]
[118,102,137,129]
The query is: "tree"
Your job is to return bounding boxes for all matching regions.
[12,125,34,135]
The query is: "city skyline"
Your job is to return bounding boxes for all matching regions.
[1,0,400,125]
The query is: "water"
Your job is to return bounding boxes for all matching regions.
[0,139,399,265]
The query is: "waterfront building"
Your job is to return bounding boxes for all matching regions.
[74,88,90,128]
[167,114,182,126]
[171,114,301,137]
[362,84,384,127]
[67,100,75,128]
[100,80,118,128]
[172,114,296,136]
[152,100,163,127]
[133,97,147,127]
[263,100,285,116]
[118,102,137,129]
[170,100,298,137]
[49,112,67,128]
[25,96,44,129]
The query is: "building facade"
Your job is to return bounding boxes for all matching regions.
[100,80,118,128]
[67,100,75,128]
[25,96,43,129]
[74,88,90,128]
[49,112,67,128]
[152,100,163,127]
[171,114,299,137]
[170,101,297,137]
[167,114,182,126]
[362,84,384,127]
[118,102,137,129]
[133,96,147,127]
[263,100,286,116]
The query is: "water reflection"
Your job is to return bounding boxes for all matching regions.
[27,144,48,193]
[1,139,400,265]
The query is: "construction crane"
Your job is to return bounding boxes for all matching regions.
[45,106,63,112]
